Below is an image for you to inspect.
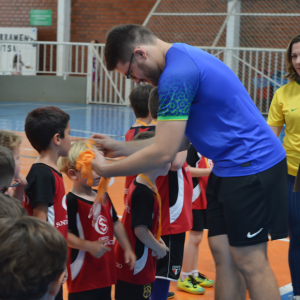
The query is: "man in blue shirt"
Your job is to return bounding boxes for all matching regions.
[92,24,288,300]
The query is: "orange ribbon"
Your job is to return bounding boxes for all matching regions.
[76,140,111,226]
[136,119,148,126]
[139,174,162,241]
[151,120,157,125]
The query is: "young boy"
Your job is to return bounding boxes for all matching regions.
[0,216,68,300]
[24,106,71,300]
[124,84,155,201]
[178,144,215,294]
[0,146,15,193]
[0,194,27,218]
[148,88,199,299]
[58,141,136,300]
[0,130,27,201]
[114,131,170,300]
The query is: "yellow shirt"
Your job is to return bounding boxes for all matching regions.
[267,81,300,176]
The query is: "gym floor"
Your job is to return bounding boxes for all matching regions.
[0,101,292,299]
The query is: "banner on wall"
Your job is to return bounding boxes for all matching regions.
[0,27,37,75]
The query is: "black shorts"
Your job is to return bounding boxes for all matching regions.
[155,232,186,281]
[115,280,153,300]
[206,158,288,247]
[68,286,111,300]
[192,209,207,232]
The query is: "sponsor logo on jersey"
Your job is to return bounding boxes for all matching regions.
[23,195,29,205]
[56,219,68,227]
[185,166,190,172]
[62,195,67,211]
[172,265,181,276]
[143,284,152,299]
[116,262,122,268]
[208,159,214,168]
[125,205,130,214]
[95,215,108,235]
[103,239,114,246]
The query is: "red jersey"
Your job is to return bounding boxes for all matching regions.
[115,179,159,285]
[156,161,193,236]
[24,163,68,239]
[66,192,118,293]
[124,125,155,201]
[187,145,213,210]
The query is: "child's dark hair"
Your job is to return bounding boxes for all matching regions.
[0,146,15,191]
[132,131,155,141]
[129,84,154,118]
[148,87,159,119]
[0,194,27,218]
[0,216,68,300]
[25,106,70,153]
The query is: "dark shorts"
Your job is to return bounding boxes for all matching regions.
[206,158,288,247]
[115,280,152,300]
[155,232,186,281]
[192,209,207,232]
[68,286,111,300]
[55,285,63,300]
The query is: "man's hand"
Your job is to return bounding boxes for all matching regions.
[90,133,123,158]
[124,249,136,270]
[85,240,111,258]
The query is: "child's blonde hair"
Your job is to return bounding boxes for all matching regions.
[58,140,97,176]
[0,131,22,152]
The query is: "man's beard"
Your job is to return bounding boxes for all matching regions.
[138,61,162,87]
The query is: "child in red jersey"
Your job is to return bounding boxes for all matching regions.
[149,88,198,300]
[178,144,215,294]
[58,141,136,300]
[124,84,155,201]
[24,106,71,300]
[114,131,170,300]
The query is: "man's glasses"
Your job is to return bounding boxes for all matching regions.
[0,179,21,194]
[126,53,134,79]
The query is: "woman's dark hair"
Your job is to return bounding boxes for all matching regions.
[25,106,70,153]
[105,24,157,71]
[129,84,153,118]
[285,34,300,82]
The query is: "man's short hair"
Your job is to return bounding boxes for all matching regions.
[0,217,68,300]
[0,131,22,153]
[0,194,27,218]
[25,106,70,153]
[148,87,159,119]
[133,131,155,141]
[105,24,157,71]
[0,146,15,190]
[129,84,154,118]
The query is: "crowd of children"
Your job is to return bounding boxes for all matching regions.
[0,84,214,300]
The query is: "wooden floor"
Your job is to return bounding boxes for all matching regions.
[15,131,292,300]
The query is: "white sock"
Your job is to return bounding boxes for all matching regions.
[181,271,191,281]
[191,270,199,278]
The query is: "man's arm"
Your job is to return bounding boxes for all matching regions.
[92,120,189,177]
[33,202,48,221]
[269,125,283,138]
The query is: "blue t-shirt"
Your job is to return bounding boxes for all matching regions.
[157,43,285,177]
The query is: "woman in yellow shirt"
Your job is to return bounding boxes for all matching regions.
[268,34,300,300]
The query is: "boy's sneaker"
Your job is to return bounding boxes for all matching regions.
[194,272,215,287]
[167,291,175,299]
[289,296,300,300]
[177,275,205,295]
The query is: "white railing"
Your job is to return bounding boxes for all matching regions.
[0,41,287,113]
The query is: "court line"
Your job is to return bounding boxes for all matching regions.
[279,283,293,295]
[71,129,125,137]
[0,102,33,107]
[23,148,36,151]
[20,155,38,159]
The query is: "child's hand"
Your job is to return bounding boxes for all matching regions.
[155,243,169,259]
[86,240,111,258]
[124,249,136,270]
[152,238,166,257]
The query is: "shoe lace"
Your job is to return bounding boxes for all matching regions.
[198,272,208,280]
[188,275,199,287]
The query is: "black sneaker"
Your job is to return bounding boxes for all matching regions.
[168,291,175,299]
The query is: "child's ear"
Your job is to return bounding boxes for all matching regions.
[53,133,61,146]
[68,169,77,180]
[48,271,65,297]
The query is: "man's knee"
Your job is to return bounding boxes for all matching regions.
[230,243,269,276]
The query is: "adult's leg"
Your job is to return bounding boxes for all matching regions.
[181,230,203,274]
[230,242,280,300]
[209,234,246,300]
[287,175,300,296]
